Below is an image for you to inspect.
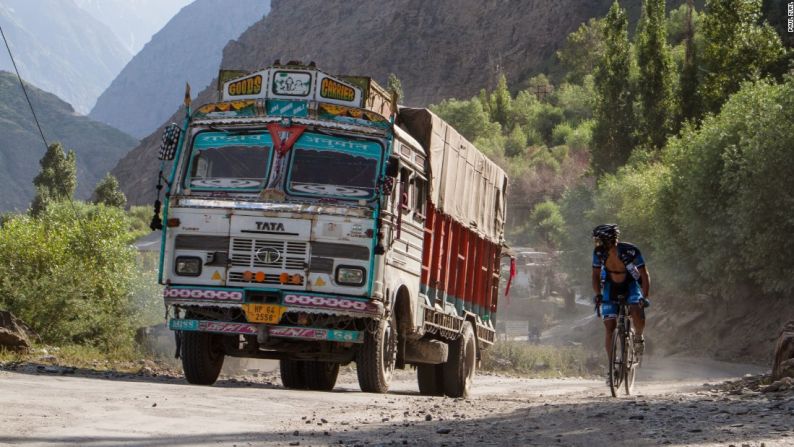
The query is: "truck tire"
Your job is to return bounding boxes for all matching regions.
[417,364,444,396]
[303,361,340,391]
[181,331,224,385]
[443,322,476,398]
[357,316,397,393]
[280,359,306,389]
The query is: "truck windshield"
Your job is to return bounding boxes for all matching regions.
[187,132,273,191]
[286,134,381,200]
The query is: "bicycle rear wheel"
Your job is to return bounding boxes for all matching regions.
[624,329,637,395]
[609,327,623,397]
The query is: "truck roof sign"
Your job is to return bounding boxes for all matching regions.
[221,67,363,108]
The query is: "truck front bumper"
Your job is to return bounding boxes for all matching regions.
[169,318,364,343]
[164,286,382,344]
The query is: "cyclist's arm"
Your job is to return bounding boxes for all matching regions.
[639,266,650,298]
[592,267,602,295]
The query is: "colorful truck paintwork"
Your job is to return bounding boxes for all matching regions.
[156,63,507,397]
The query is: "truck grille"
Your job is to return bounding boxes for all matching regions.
[228,271,305,286]
[230,238,308,270]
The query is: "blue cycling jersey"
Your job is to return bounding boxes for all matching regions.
[593,242,646,319]
[592,242,645,271]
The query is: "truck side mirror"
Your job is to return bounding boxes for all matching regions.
[158,123,182,160]
[385,155,400,178]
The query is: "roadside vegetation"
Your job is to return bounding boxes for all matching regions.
[0,142,161,359]
[481,342,600,378]
[433,0,792,318]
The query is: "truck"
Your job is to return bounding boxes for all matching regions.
[152,62,509,397]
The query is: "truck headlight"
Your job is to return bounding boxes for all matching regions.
[335,266,365,286]
[175,256,202,276]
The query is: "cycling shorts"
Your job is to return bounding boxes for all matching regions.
[600,279,643,320]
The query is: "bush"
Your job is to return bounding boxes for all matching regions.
[551,122,574,146]
[565,120,594,152]
[505,125,528,157]
[0,201,161,351]
[659,78,794,294]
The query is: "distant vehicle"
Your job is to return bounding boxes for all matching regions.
[151,62,509,397]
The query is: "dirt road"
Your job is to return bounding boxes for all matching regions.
[1,356,792,447]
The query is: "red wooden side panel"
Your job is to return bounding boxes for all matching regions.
[456,227,470,311]
[419,203,503,319]
[483,241,495,318]
[472,237,483,313]
[479,240,490,314]
[446,220,459,305]
[420,203,435,286]
[489,245,502,316]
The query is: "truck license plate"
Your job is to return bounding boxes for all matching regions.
[243,303,285,324]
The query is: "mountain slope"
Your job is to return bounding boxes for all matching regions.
[112,0,681,205]
[72,0,192,55]
[0,71,138,211]
[0,0,130,114]
[89,0,270,138]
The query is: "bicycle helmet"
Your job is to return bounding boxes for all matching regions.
[592,224,620,244]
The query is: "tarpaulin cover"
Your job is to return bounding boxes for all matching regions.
[398,107,508,244]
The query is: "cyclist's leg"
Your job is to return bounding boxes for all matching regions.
[603,316,617,358]
[601,281,618,358]
[627,281,645,337]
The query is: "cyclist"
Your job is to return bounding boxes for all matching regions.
[591,224,650,363]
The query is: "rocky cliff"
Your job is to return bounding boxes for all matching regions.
[89,0,270,138]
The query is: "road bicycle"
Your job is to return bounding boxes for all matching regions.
[607,295,642,397]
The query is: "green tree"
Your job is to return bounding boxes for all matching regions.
[386,73,404,102]
[667,2,701,44]
[679,0,703,123]
[699,0,786,114]
[553,75,597,123]
[660,77,794,295]
[93,173,127,208]
[491,73,512,126]
[529,200,565,249]
[31,142,77,215]
[636,0,676,148]
[591,1,636,176]
[430,97,500,142]
[505,125,528,157]
[556,18,607,84]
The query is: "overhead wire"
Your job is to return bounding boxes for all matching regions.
[0,24,48,149]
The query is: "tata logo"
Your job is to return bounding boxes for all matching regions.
[255,221,285,232]
[256,247,281,264]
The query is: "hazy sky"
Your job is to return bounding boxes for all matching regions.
[72,0,194,55]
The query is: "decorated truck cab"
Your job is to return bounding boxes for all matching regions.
[153,63,508,397]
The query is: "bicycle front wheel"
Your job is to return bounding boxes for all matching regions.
[624,329,637,395]
[609,327,623,397]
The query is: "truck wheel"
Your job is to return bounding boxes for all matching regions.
[357,316,397,393]
[443,322,476,398]
[181,331,224,385]
[417,364,444,396]
[280,359,306,389]
[303,361,340,391]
